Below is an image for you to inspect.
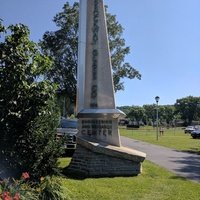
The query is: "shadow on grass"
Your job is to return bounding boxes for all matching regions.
[181,149,200,155]
[62,166,138,180]
[62,166,87,180]
[170,175,187,181]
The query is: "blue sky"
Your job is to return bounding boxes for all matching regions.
[1,0,200,106]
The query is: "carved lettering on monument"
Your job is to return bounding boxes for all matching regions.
[92,49,98,80]
[91,85,97,98]
[81,120,113,137]
[93,0,99,44]
[90,0,99,108]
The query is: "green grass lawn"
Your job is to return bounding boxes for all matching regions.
[57,158,200,200]
[55,127,200,199]
[120,127,200,154]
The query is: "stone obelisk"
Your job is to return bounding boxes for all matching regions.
[68,0,146,177]
[77,0,124,147]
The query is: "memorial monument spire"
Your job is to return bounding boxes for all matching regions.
[77,0,116,111]
[77,0,124,147]
[68,0,146,177]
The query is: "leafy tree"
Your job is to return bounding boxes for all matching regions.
[143,104,157,125]
[119,104,176,126]
[40,2,141,105]
[174,96,200,126]
[127,106,145,124]
[0,22,63,178]
[160,105,175,125]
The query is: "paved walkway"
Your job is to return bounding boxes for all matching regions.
[121,136,200,183]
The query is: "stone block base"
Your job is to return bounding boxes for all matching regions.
[67,137,146,177]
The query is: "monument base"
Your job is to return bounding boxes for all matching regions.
[67,137,146,177]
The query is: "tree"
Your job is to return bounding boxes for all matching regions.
[40,2,141,104]
[0,22,63,178]
[127,106,145,124]
[143,104,157,125]
[161,105,175,125]
[174,96,200,126]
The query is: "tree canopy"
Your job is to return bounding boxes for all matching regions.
[174,96,200,125]
[40,2,141,103]
[118,95,200,127]
[118,104,176,126]
[127,106,145,123]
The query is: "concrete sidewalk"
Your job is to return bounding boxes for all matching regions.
[121,136,200,183]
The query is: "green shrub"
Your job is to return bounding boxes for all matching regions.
[0,172,38,200]
[38,176,66,200]
[0,173,68,200]
[0,22,64,179]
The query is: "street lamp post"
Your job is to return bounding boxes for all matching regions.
[155,96,160,141]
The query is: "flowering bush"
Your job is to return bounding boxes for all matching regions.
[0,172,38,200]
[0,173,66,200]
[0,191,20,200]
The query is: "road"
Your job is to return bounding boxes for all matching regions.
[121,136,200,183]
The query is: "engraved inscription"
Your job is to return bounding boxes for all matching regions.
[81,120,112,137]
[93,0,99,44]
[92,49,98,80]
[90,0,99,108]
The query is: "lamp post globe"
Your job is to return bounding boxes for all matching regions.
[155,96,160,103]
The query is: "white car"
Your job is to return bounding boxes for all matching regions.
[184,126,195,134]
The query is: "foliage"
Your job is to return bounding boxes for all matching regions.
[119,96,200,127]
[118,95,200,126]
[105,6,141,91]
[40,2,79,104]
[118,104,176,126]
[0,172,38,200]
[0,173,67,200]
[126,106,145,123]
[0,22,63,178]
[40,2,141,104]
[159,105,175,125]
[38,176,67,200]
[152,105,176,126]
[143,104,157,125]
[23,101,64,178]
[175,96,200,125]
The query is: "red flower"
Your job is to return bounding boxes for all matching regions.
[0,191,12,200]
[13,193,20,200]
[3,196,12,200]
[22,172,30,180]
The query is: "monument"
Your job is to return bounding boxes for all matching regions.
[68,0,146,177]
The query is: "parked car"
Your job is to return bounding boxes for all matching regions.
[56,118,78,152]
[191,129,200,139]
[184,126,195,134]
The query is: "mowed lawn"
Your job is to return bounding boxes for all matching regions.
[56,127,200,200]
[58,158,200,200]
[120,127,200,154]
